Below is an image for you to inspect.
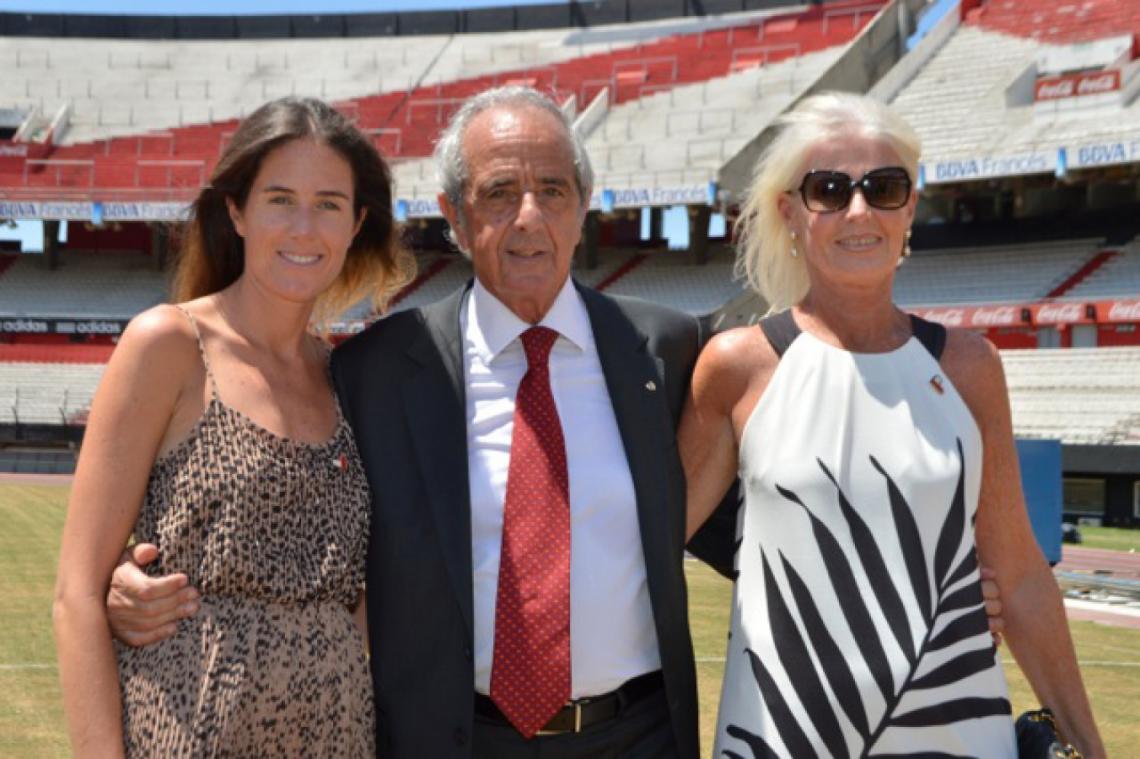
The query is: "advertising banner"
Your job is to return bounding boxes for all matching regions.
[1068,138,1140,169]
[909,304,1026,328]
[1032,301,1092,325]
[0,317,128,335]
[0,200,190,222]
[922,151,1055,184]
[912,301,1140,328]
[1034,70,1121,101]
[1098,298,1140,323]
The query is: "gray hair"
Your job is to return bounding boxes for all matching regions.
[433,86,594,247]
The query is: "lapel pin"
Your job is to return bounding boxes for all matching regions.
[929,374,944,395]
[333,453,349,472]
[645,380,657,391]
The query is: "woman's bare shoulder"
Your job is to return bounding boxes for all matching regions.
[940,327,1009,424]
[124,302,195,343]
[701,325,779,374]
[110,303,203,379]
[692,325,781,412]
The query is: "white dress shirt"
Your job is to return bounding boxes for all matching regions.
[464,277,661,698]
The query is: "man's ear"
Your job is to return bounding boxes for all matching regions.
[438,192,467,250]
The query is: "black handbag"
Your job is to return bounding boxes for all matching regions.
[1015,708,1082,758]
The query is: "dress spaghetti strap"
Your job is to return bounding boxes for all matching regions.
[173,305,220,400]
[758,309,801,358]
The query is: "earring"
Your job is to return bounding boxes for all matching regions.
[790,230,799,258]
[903,229,912,258]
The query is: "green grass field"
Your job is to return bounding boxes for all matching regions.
[0,485,70,758]
[1079,525,1140,553]
[3,483,1138,757]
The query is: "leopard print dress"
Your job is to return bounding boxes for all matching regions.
[115,308,374,757]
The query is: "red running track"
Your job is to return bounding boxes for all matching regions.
[1056,546,1140,579]
[1055,546,1140,629]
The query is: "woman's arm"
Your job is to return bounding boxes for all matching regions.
[679,328,772,541]
[944,331,1104,758]
[52,306,199,758]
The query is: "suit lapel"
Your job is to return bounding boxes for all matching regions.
[579,284,673,607]
[401,283,475,635]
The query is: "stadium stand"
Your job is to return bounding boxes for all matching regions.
[586,45,841,188]
[1061,245,1140,301]
[893,239,1103,307]
[0,30,588,145]
[565,248,643,290]
[0,361,102,426]
[347,248,740,318]
[963,0,1140,45]
[890,0,1140,186]
[0,0,882,201]
[599,246,744,314]
[1003,347,1140,445]
[0,252,165,317]
[888,24,1038,166]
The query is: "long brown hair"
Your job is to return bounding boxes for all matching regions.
[172,96,413,323]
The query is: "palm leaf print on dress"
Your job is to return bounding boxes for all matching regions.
[724,440,1010,758]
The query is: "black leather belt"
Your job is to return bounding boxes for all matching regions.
[475,670,664,735]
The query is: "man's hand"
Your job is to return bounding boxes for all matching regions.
[106,543,200,647]
[980,565,1004,647]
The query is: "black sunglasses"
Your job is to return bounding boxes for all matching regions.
[795,166,912,213]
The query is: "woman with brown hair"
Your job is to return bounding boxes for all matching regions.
[53,96,413,757]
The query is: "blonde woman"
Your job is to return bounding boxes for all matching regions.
[680,92,1103,757]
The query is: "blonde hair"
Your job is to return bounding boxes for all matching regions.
[735,92,921,311]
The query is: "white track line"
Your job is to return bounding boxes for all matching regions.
[1064,598,1140,618]
[0,663,55,671]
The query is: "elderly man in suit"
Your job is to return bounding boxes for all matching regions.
[333,86,710,757]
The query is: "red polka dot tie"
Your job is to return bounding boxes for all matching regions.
[489,326,571,739]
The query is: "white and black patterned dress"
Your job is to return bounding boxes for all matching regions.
[715,310,1015,758]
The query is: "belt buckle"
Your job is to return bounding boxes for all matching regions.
[534,701,584,736]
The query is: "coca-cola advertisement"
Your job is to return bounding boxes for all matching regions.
[912,300,1140,329]
[969,305,1020,327]
[1033,302,1089,325]
[911,307,965,327]
[909,305,1024,328]
[1035,70,1121,102]
[1101,298,1140,323]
